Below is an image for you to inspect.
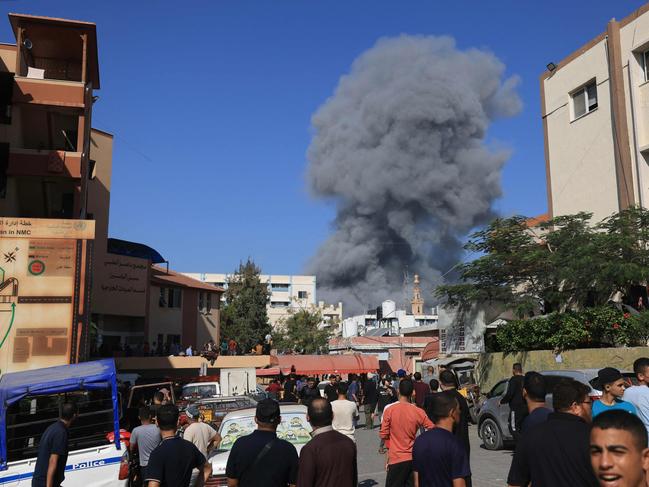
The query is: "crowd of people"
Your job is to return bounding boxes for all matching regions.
[29,357,649,487]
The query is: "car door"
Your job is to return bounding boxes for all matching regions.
[489,379,511,432]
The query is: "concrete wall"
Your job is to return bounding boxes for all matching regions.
[148,284,183,342]
[476,346,649,390]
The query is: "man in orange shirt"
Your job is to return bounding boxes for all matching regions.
[380,378,434,487]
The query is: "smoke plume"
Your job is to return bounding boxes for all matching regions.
[305,35,522,316]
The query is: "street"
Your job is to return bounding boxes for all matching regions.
[355,416,513,487]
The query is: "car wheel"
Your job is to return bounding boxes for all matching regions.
[480,418,503,450]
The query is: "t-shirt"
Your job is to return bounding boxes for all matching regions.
[130,423,161,466]
[225,430,299,487]
[413,381,430,408]
[521,407,551,434]
[363,380,378,405]
[347,381,359,401]
[183,421,217,458]
[413,428,470,487]
[296,427,357,487]
[33,420,69,487]
[145,436,206,487]
[507,412,599,487]
[379,402,434,465]
[592,398,637,419]
[624,385,649,432]
[324,383,338,402]
[331,399,359,441]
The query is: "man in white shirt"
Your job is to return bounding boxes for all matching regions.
[183,405,221,486]
[623,357,649,433]
[331,381,359,442]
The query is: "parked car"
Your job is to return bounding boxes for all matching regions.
[477,368,636,450]
[207,404,311,486]
[0,359,128,486]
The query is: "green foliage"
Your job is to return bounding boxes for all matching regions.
[494,306,649,353]
[274,309,331,354]
[436,207,649,316]
[220,259,271,352]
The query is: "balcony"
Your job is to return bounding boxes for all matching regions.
[8,148,81,179]
[13,76,85,108]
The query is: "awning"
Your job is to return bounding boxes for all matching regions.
[256,367,281,377]
[421,339,440,362]
[275,354,379,375]
[0,359,120,469]
[108,238,165,263]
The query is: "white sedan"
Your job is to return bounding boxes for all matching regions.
[208,404,311,486]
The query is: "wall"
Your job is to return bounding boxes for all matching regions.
[543,38,620,221]
[476,346,649,390]
[148,284,183,342]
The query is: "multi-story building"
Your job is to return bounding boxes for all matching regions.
[0,14,222,358]
[183,272,343,328]
[542,3,649,221]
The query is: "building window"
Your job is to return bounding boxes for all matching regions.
[159,287,167,307]
[166,288,181,308]
[643,50,649,82]
[271,283,290,292]
[206,293,212,313]
[572,81,597,119]
[297,291,308,299]
[198,292,205,311]
[270,301,290,308]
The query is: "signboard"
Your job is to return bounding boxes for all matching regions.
[92,253,148,317]
[0,217,94,373]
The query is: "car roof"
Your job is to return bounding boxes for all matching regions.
[220,404,307,421]
[184,382,219,387]
[197,396,255,404]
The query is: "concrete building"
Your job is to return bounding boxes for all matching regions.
[542,3,649,221]
[183,272,343,329]
[0,13,222,356]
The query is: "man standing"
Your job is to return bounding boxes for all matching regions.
[331,382,359,442]
[507,379,598,487]
[413,372,429,409]
[380,379,434,487]
[363,374,378,429]
[297,398,357,487]
[146,404,212,487]
[439,370,471,476]
[228,338,237,356]
[299,377,321,408]
[183,405,221,486]
[624,357,649,433]
[500,363,526,442]
[590,410,649,487]
[520,372,551,433]
[592,368,637,419]
[32,403,77,487]
[324,375,339,402]
[413,391,470,487]
[347,375,360,404]
[226,399,299,486]
[130,406,161,483]
[283,374,298,403]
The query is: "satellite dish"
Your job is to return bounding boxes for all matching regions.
[23,38,32,50]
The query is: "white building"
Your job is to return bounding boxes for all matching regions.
[341,300,439,338]
[542,3,649,222]
[182,272,342,329]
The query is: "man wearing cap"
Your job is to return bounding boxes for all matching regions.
[226,398,299,487]
[592,367,637,419]
[183,405,221,486]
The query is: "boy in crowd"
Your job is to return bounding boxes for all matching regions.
[590,409,649,487]
[592,368,637,419]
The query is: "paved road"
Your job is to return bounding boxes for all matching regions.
[355,416,513,487]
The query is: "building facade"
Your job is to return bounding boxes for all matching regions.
[542,3,649,221]
[183,272,343,329]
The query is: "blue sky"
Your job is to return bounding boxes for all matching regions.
[1,1,645,275]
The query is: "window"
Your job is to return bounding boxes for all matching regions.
[159,287,167,307]
[270,301,290,308]
[489,380,508,398]
[643,50,649,82]
[206,293,212,313]
[297,291,308,299]
[161,288,182,308]
[271,283,290,292]
[572,81,597,119]
[198,292,205,311]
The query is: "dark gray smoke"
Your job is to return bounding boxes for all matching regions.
[305,35,522,316]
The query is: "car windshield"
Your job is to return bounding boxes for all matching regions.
[218,412,312,451]
[183,385,215,399]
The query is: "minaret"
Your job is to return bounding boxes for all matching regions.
[411,274,424,315]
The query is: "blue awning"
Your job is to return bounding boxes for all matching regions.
[107,238,165,264]
[0,359,121,469]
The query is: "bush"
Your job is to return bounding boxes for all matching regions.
[495,306,649,353]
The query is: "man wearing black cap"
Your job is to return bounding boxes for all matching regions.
[592,367,637,419]
[226,398,299,487]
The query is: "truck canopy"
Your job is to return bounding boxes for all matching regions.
[0,359,121,469]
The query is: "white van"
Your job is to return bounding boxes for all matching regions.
[0,360,128,486]
[182,381,221,400]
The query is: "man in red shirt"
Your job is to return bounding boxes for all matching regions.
[380,378,434,487]
[413,372,429,408]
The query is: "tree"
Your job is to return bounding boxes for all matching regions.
[435,207,649,317]
[274,308,331,354]
[220,259,271,353]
